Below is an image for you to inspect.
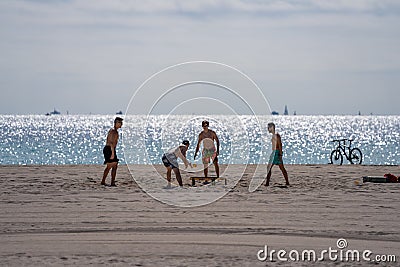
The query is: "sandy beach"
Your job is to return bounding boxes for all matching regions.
[1,164,399,266]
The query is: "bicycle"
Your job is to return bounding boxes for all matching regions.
[330,139,363,165]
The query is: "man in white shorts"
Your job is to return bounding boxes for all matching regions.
[194,120,220,178]
[162,140,192,187]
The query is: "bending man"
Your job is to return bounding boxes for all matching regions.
[162,140,192,187]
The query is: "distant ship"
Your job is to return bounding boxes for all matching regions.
[271,111,279,115]
[284,105,289,115]
[45,108,61,116]
[116,111,123,115]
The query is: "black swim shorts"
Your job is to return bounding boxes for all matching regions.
[103,145,119,164]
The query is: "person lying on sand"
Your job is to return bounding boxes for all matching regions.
[162,140,192,187]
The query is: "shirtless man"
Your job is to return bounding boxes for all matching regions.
[194,120,220,178]
[265,122,289,186]
[162,140,192,187]
[101,117,123,186]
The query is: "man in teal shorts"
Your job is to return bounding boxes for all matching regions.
[265,122,290,186]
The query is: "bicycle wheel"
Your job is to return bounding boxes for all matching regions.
[330,149,343,165]
[350,148,363,164]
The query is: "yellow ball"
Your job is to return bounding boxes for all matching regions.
[354,180,360,186]
[193,163,197,168]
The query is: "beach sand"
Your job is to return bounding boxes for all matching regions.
[1,164,399,266]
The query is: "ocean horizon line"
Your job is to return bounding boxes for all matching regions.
[0,113,399,117]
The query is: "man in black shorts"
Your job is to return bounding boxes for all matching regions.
[101,117,123,186]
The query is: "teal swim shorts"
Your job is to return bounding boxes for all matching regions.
[270,150,283,165]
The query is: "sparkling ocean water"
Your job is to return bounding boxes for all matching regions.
[0,115,398,165]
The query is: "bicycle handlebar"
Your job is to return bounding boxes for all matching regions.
[332,139,346,142]
[331,138,354,142]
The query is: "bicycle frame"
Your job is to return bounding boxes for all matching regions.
[330,138,362,165]
[334,139,353,160]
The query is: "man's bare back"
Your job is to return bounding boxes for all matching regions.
[106,128,119,159]
[272,133,282,152]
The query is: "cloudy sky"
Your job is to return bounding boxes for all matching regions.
[1,0,399,115]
